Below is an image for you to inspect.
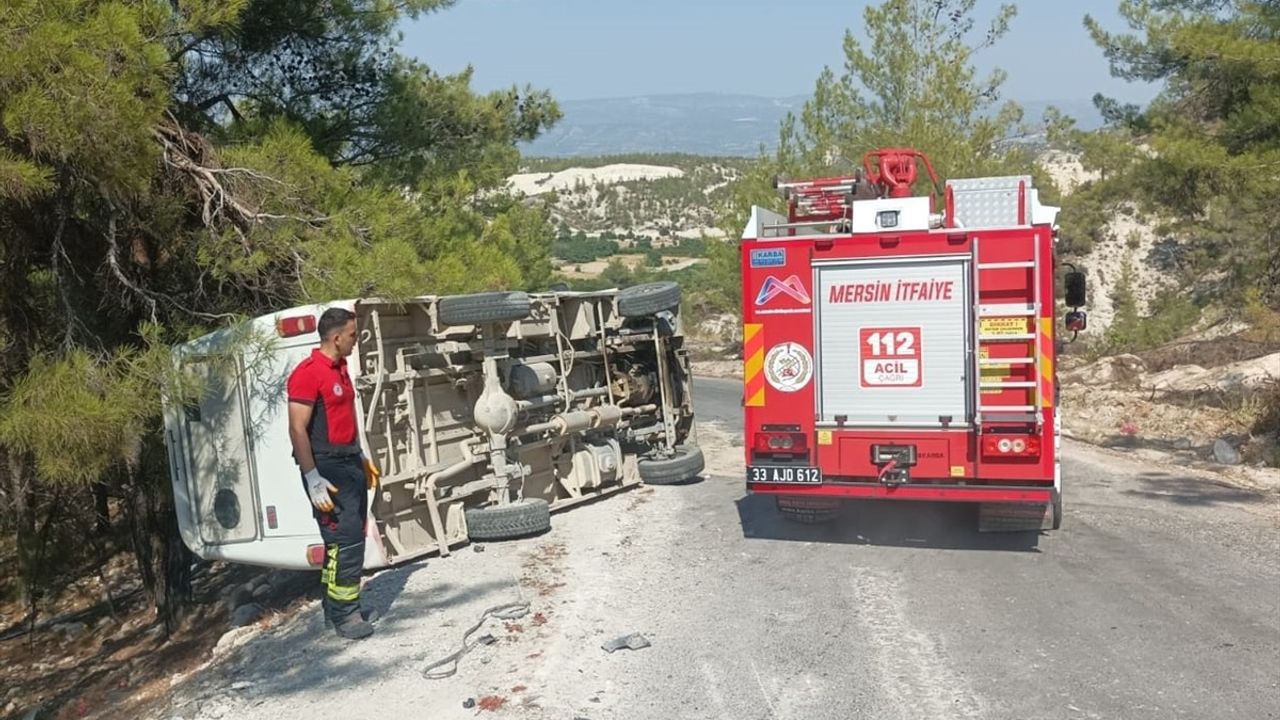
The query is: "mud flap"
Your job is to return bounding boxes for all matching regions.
[776,495,841,524]
[977,502,1051,533]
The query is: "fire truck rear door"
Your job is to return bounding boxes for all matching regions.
[815,256,973,427]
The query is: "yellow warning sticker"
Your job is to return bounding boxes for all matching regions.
[980,317,1029,336]
[950,465,965,478]
[979,347,1009,395]
[818,430,833,446]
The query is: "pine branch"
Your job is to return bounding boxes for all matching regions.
[191,93,245,123]
[151,116,329,247]
[50,188,86,350]
[101,207,241,324]
[103,210,159,325]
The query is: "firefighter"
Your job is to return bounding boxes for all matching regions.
[287,307,382,640]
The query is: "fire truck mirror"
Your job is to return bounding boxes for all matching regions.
[1064,270,1087,308]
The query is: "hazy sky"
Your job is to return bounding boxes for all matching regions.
[401,0,1161,104]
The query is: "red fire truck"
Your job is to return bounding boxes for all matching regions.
[740,148,1087,531]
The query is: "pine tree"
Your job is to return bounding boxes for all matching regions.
[0,0,560,630]
[1078,1,1280,308]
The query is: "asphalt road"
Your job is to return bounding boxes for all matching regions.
[157,377,1280,720]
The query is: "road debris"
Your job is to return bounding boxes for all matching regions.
[601,633,651,653]
[421,602,530,679]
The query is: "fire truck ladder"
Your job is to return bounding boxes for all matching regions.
[970,205,1043,430]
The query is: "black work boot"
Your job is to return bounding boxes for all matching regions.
[324,604,380,629]
[333,616,374,640]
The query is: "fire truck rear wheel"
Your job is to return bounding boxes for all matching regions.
[638,445,705,485]
[438,291,532,326]
[1051,489,1063,530]
[618,282,682,318]
[464,498,551,542]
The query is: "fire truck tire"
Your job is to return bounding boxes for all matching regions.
[1051,489,1063,530]
[438,291,531,326]
[618,282,681,318]
[638,445,704,485]
[464,498,550,542]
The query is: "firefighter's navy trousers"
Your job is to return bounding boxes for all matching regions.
[310,450,367,625]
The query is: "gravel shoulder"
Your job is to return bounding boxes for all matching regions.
[146,381,1279,720]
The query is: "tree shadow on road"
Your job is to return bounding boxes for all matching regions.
[164,576,519,715]
[362,556,515,629]
[1122,472,1268,507]
[361,558,428,619]
[735,494,1043,552]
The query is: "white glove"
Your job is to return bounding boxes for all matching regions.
[304,468,337,512]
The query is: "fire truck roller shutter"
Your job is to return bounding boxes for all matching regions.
[815,257,972,427]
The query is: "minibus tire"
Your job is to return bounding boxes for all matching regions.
[438,291,532,326]
[464,498,551,542]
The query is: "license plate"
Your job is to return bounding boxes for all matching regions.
[748,466,823,484]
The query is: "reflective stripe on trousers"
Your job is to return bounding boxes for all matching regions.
[323,542,364,602]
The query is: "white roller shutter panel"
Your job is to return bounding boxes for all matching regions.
[815,257,973,427]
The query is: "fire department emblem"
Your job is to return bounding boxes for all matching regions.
[764,342,813,393]
[755,274,811,307]
[332,383,344,397]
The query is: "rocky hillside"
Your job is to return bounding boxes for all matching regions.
[507,151,1190,337]
[1040,150,1173,331]
[511,154,748,243]
[1059,335,1279,470]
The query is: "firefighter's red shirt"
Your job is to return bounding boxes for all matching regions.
[287,349,357,448]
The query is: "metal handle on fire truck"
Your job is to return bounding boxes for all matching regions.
[764,220,850,231]
[773,175,860,192]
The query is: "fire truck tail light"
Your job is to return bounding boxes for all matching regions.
[277,314,317,338]
[983,436,1041,458]
[306,544,326,567]
[753,432,808,454]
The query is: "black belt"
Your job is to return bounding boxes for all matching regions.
[312,440,361,457]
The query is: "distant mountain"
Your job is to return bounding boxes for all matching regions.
[520,93,1105,158]
[521,94,805,158]
[1019,99,1105,134]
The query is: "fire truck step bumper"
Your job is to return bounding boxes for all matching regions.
[747,482,1051,504]
[977,501,1054,533]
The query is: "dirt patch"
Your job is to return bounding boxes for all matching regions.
[519,542,569,598]
[552,255,704,280]
[1062,343,1280,475]
[1063,385,1250,444]
[508,164,683,196]
[0,555,317,720]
